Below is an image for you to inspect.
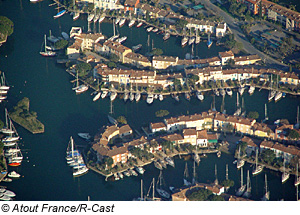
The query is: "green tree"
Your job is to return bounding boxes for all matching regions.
[107,62,117,68]
[247,111,259,119]
[260,149,276,165]
[151,48,163,56]
[187,188,212,201]
[287,129,300,140]
[54,39,68,49]
[189,74,199,83]
[0,119,4,129]
[104,157,113,168]
[155,110,169,118]
[173,78,181,86]
[208,195,225,201]
[117,116,127,124]
[221,179,235,188]
[76,63,92,76]
[0,16,14,37]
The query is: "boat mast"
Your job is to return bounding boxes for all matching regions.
[246,170,251,192]
[265,103,268,121]
[141,179,143,201]
[192,160,197,184]
[152,178,155,200]
[297,106,299,125]
[214,164,218,185]
[236,91,239,108]
[226,164,228,180]
[255,148,258,170]
[240,167,243,187]
[71,136,74,158]
[44,34,47,52]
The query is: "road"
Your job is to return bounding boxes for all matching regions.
[199,0,288,70]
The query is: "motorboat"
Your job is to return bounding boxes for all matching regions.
[75,85,88,94]
[146,94,154,104]
[196,91,204,101]
[124,92,129,102]
[115,17,120,25]
[181,36,188,47]
[0,194,11,201]
[8,171,20,178]
[188,37,195,45]
[248,85,255,95]
[274,91,282,102]
[53,10,66,19]
[93,13,100,23]
[132,44,142,52]
[154,161,163,170]
[146,27,154,32]
[165,157,175,167]
[0,189,16,197]
[73,12,80,21]
[73,166,88,176]
[159,94,163,101]
[87,13,95,22]
[129,92,135,101]
[136,22,143,28]
[110,91,117,101]
[93,92,101,101]
[238,85,245,96]
[116,36,127,44]
[114,173,120,181]
[119,18,126,27]
[128,19,135,28]
[108,115,117,125]
[152,28,159,33]
[101,90,108,99]
[135,166,145,174]
[98,15,105,23]
[78,133,91,140]
[61,32,69,40]
[219,88,225,97]
[129,169,138,176]
[163,33,170,41]
[226,88,232,96]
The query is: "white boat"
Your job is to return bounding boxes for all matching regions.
[128,19,135,28]
[130,169,138,176]
[0,194,11,201]
[123,171,130,177]
[132,44,142,52]
[75,85,88,94]
[294,163,300,186]
[2,136,19,143]
[98,15,105,23]
[196,91,204,101]
[152,28,159,33]
[185,92,191,101]
[1,109,15,134]
[238,85,245,96]
[282,157,290,183]
[252,148,263,176]
[159,94,163,101]
[93,92,101,101]
[195,35,200,44]
[119,18,126,27]
[123,92,129,102]
[136,22,143,28]
[274,91,282,102]
[248,85,255,95]
[183,162,191,186]
[8,171,20,178]
[73,166,88,176]
[181,36,188,47]
[40,34,56,57]
[135,166,145,174]
[146,27,153,32]
[156,171,170,199]
[236,167,246,196]
[2,178,12,182]
[118,172,124,179]
[146,94,154,104]
[163,33,170,41]
[165,157,175,167]
[0,73,10,91]
[188,37,195,45]
[0,189,16,198]
[135,92,141,102]
[154,161,163,170]
[213,89,220,96]
[93,13,100,23]
[87,13,94,22]
[78,133,91,140]
[194,153,200,164]
[219,88,225,97]
[110,91,117,101]
[129,92,135,101]
[101,90,108,99]
[115,17,120,25]
[268,75,276,101]
[159,159,167,169]
[226,88,232,96]
[114,173,120,181]
[116,36,127,43]
[73,12,80,21]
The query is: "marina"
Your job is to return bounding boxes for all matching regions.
[0,0,299,202]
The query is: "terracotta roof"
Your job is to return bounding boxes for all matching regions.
[125,52,150,63]
[197,130,208,139]
[119,124,132,134]
[240,136,256,147]
[161,133,184,142]
[103,41,132,54]
[260,140,274,148]
[152,55,178,62]
[127,136,148,147]
[234,54,261,62]
[124,0,138,7]
[219,50,234,58]
[207,133,218,140]
[183,128,197,136]
[107,145,129,157]
[150,122,166,129]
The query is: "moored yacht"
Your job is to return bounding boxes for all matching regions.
[248,85,255,95]
[78,133,91,140]
[226,88,232,96]
[101,90,108,99]
[181,36,188,47]
[196,91,204,101]
[8,171,20,178]
[135,92,141,102]
[163,33,170,41]
[128,19,135,28]
[110,91,117,101]
[146,26,153,32]
[93,92,101,101]
[136,22,143,28]
[119,18,126,27]
[274,91,283,102]
[146,93,154,104]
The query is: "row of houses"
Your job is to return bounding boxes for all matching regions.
[150,110,275,139]
[78,0,228,37]
[240,136,300,164]
[238,0,300,31]
[95,62,300,89]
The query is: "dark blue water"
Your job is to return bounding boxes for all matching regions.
[0,0,299,201]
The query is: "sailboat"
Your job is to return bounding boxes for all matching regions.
[268,75,276,101]
[194,145,200,165]
[236,146,245,169]
[274,75,282,102]
[195,29,200,44]
[243,170,251,198]
[295,162,300,186]
[261,174,270,201]
[93,91,101,101]
[1,109,15,134]
[236,167,246,196]
[282,157,290,183]
[0,73,10,91]
[238,84,245,96]
[40,34,56,57]
[234,92,241,116]
[196,90,204,101]
[72,71,88,94]
[7,144,23,167]
[183,162,192,186]
[207,32,213,48]
[252,148,263,176]
[156,171,170,199]
[192,161,197,185]
[53,9,66,19]
[144,178,161,201]
[3,116,20,146]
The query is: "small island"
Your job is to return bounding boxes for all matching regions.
[9,97,44,134]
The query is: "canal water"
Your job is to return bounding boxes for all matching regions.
[0,0,299,201]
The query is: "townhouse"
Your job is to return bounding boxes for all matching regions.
[152,56,179,70]
[78,0,124,10]
[124,52,152,68]
[102,41,132,63]
[239,136,257,156]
